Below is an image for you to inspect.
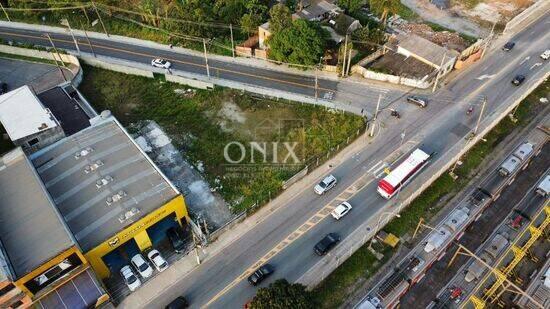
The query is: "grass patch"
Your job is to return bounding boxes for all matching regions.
[313,244,392,308]
[312,79,548,305]
[396,4,419,21]
[78,64,364,213]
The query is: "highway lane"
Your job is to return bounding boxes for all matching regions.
[0,27,405,109]
[0,14,548,308]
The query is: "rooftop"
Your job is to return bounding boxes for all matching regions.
[393,33,460,67]
[30,118,179,252]
[0,85,59,141]
[37,86,91,136]
[0,148,74,280]
[294,0,339,20]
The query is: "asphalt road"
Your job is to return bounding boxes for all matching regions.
[0,13,548,308]
[0,26,407,111]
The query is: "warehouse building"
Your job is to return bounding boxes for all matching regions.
[29,116,190,279]
[0,148,108,308]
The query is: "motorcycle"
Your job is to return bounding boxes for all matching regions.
[467,106,474,115]
[390,109,401,119]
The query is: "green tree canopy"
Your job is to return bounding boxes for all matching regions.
[249,279,316,309]
[268,19,327,66]
[369,0,401,19]
[338,0,365,14]
[268,3,292,35]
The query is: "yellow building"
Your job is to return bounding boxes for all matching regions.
[29,117,190,279]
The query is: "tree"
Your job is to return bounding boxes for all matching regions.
[240,12,263,34]
[338,0,365,14]
[268,3,292,35]
[268,19,327,66]
[369,0,401,23]
[249,279,316,309]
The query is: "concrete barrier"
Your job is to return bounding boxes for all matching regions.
[353,65,433,89]
[164,74,213,89]
[79,55,154,78]
[504,0,550,33]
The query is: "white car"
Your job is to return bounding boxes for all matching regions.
[151,58,172,69]
[331,201,352,220]
[131,253,153,278]
[541,50,550,60]
[147,249,169,272]
[120,265,141,292]
[314,174,337,195]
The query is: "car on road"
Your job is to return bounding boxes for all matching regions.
[331,202,352,220]
[406,96,428,108]
[131,253,154,278]
[151,58,172,69]
[511,74,525,86]
[314,174,337,195]
[0,81,7,95]
[502,41,515,51]
[147,249,169,272]
[247,264,274,286]
[165,296,189,309]
[167,227,186,253]
[120,265,141,292]
[314,233,340,256]
[540,49,550,60]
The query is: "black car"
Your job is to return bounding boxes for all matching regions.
[511,75,525,86]
[0,82,7,95]
[167,227,186,253]
[406,96,428,108]
[502,41,515,51]
[247,264,274,286]
[165,296,189,309]
[314,233,340,256]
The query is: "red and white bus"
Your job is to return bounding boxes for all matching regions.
[377,149,431,199]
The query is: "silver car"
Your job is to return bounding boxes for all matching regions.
[314,174,337,195]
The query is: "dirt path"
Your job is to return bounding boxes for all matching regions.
[401,0,489,37]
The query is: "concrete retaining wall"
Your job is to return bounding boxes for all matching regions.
[353,65,432,89]
[164,74,213,90]
[79,55,154,78]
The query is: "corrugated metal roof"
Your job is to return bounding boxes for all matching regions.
[0,148,74,279]
[30,118,179,252]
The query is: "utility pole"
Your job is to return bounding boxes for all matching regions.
[481,19,497,59]
[91,1,109,37]
[81,6,90,25]
[80,20,96,57]
[0,2,10,22]
[229,23,235,58]
[203,38,210,78]
[341,35,348,77]
[432,52,446,92]
[192,233,201,265]
[314,68,318,100]
[473,96,487,136]
[61,18,80,55]
[369,94,382,137]
[45,34,68,82]
[346,47,352,76]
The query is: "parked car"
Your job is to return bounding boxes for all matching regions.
[540,49,550,60]
[165,296,189,309]
[406,96,428,108]
[147,249,169,272]
[247,264,274,286]
[314,174,337,195]
[131,253,154,278]
[511,74,525,86]
[120,265,141,292]
[151,58,172,69]
[502,41,515,51]
[167,227,186,253]
[314,233,340,256]
[331,202,352,220]
[0,81,7,95]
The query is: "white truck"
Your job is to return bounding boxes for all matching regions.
[535,175,550,197]
[498,143,533,177]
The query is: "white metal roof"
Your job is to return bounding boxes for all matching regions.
[537,175,550,194]
[384,149,430,187]
[0,85,58,141]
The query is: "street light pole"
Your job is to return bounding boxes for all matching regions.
[369,94,382,137]
[203,38,210,78]
[45,34,68,82]
[91,1,109,37]
[61,18,80,55]
[473,96,487,136]
[0,2,10,22]
[481,19,497,59]
[79,20,96,57]
[432,52,446,92]
[229,24,235,58]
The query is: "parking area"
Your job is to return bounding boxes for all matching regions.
[0,57,72,93]
[103,217,194,305]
